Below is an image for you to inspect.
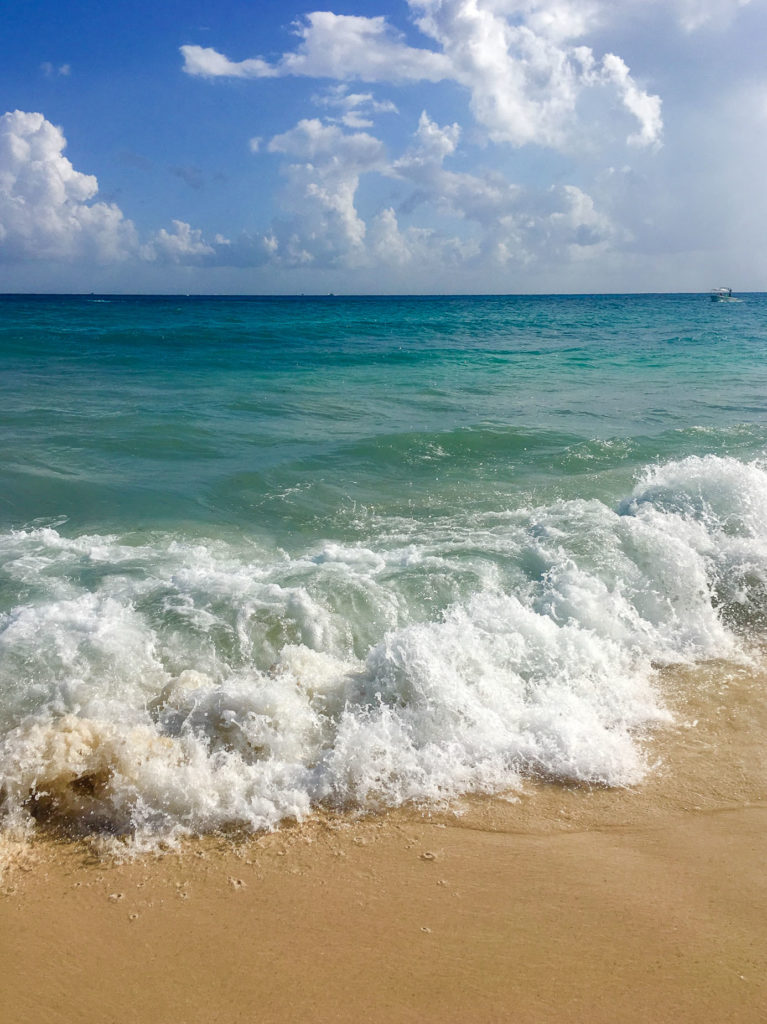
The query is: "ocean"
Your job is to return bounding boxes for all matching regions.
[1,292,766,841]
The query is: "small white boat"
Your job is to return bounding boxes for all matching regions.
[710,287,735,301]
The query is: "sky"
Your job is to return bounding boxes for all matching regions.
[0,0,765,294]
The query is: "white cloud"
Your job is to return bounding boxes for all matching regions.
[412,0,584,146]
[0,105,622,281]
[312,85,398,129]
[388,111,618,265]
[411,0,661,148]
[512,0,601,43]
[252,109,619,273]
[393,112,519,225]
[143,220,287,269]
[267,117,386,165]
[368,205,479,269]
[0,110,138,262]
[41,62,71,77]
[368,207,416,265]
[402,110,461,164]
[0,111,261,271]
[266,119,387,261]
[181,12,451,84]
[182,1,662,150]
[143,220,215,262]
[261,118,446,270]
[179,45,278,79]
[601,54,663,149]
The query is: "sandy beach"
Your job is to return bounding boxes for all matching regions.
[1,800,765,1024]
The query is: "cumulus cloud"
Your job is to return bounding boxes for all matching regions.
[143,220,215,262]
[266,118,387,262]
[410,0,590,147]
[393,112,518,226]
[368,205,479,269]
[0,104,623,281]
[181,1,662,150]
[397,110,461,167]
[176,0,666,286]
[0,110,138,262]
[132,104,620,275]
[411,0,662,148]
[387,111,618,266]
[0,111,252,270]
[267,117,386,165]
[239,108,619,274]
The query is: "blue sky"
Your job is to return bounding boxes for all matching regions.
[1,0,765,293]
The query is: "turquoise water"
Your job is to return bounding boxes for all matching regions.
[2,293,767,838]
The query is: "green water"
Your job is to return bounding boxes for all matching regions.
[2,293,766,541]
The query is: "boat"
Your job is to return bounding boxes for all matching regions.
[710,287,735,301]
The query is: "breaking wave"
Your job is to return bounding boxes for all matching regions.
[2,455,766,839]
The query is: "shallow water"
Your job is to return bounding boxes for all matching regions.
[1,293,766,839]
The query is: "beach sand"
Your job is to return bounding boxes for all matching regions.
[1,659,766,1024]
[1,804,765,1024]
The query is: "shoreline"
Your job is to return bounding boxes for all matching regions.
[2,800,766,1023]
[2,657,766,1023]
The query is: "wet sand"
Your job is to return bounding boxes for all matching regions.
[1,659,766,1024]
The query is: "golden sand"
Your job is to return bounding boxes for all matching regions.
[1,803,765,1024]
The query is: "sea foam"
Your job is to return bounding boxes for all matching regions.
[1,455,765,839]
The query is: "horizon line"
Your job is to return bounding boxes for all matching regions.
[0,290,757,299]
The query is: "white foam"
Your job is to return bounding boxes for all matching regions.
[1,454,766,839]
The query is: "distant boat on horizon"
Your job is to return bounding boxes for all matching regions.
[710,286,736,302]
